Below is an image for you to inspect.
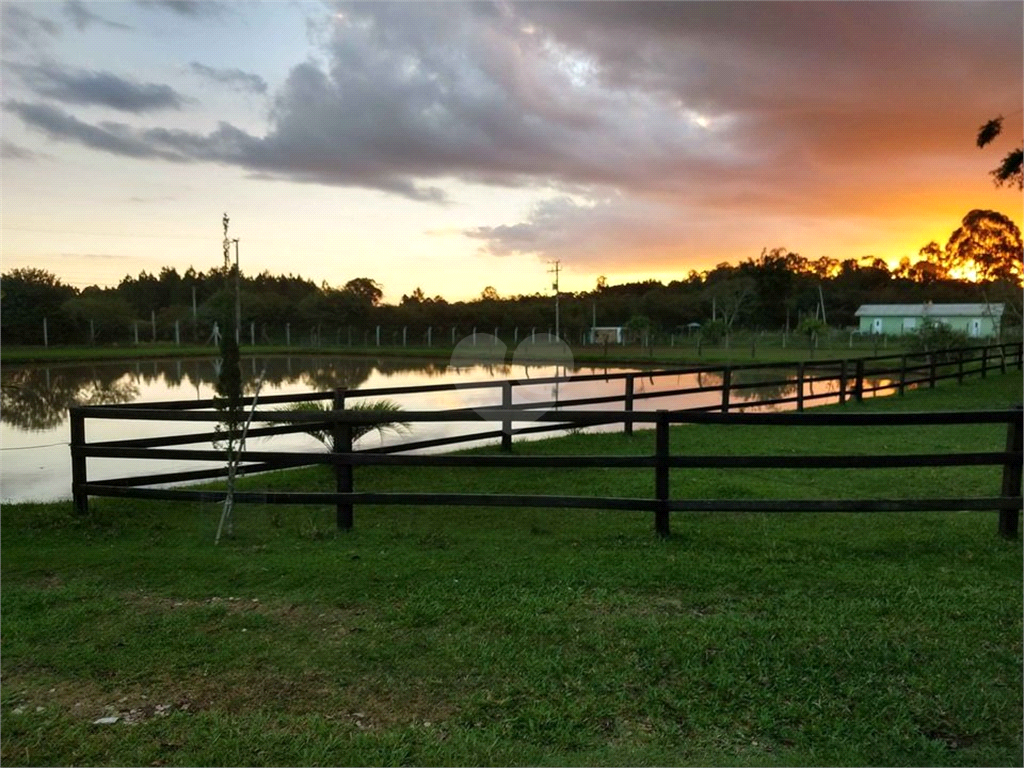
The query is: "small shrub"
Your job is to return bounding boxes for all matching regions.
[907,319,971,361]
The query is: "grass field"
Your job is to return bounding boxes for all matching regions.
[1,372,1021,766]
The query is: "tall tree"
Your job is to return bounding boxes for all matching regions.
[943,209,1022,284]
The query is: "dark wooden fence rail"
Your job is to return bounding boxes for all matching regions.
[71,341,1022,461]
[71,400,1023,539]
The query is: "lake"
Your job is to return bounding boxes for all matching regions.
[0,354,855,504]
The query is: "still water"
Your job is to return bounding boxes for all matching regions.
[1,355,849,504]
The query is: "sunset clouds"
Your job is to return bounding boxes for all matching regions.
[2,1,1020,299]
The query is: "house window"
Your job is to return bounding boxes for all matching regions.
[902,317,918,333]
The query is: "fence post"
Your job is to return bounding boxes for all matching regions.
[999,405,1022,539]
[928,354,937,388]
[999,345,1007,375]
[899,355,907,395]
[957,349,964,384]
[70,408,88,515]
[332,390,353,531]
[1017,342,1023,372]
[624,376,635,436]
[501,381,513,453]
[655,410,670,538]
[838,360,847,405]
[854,359,865,402]
[796,363,805,411]
[43,317,49,347]
[981,347,988,378]
[721,367,731,413]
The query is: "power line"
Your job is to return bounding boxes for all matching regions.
[0,442,69,451]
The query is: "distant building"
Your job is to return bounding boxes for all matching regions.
[854,303,1004,338]
[589,326,624,344]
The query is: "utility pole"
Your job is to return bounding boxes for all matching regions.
[221,213,241,344]
[548,259,561,341]
[232,238,241,344]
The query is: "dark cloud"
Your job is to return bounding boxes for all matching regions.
[3,101,187,160]
[136,0,226,18]
[62,1,132,32]
[17,63,188,112]
[6,0,1021,232]
[0,140,46,161]
[189,62,267,94]
[1,4,61,50]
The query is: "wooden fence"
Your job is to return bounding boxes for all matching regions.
[70,342,1023,538]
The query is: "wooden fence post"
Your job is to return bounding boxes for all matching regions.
[796,364,805,411]
[957,349,964,384]
[981,347,988,378]
[501,381,513,453]
[332,390,353,531]
[655,410,670,538]
[999,406,1022,539]
[899,355,907,395]
[721,367,731,413]
[928,354,937,388]
[854,359,865,402]
[624,375,635,436]
[999,345,1007,375]
[70,407,88,515]
[838,361,847,405]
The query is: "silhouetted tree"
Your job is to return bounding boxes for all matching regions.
[977,116,1023,189]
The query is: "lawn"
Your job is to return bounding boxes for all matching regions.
[1,372,1021,766]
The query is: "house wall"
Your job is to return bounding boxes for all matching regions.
[858,314,1000,337]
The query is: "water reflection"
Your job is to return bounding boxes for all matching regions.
[1,355,895,504]
[1,366,140,431]
[729,368,798,402]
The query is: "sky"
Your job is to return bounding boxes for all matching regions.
[1,1,1021,303]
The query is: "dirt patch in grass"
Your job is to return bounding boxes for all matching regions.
[3,669,460,730]
[120,590,370,627]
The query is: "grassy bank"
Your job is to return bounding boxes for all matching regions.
[1,373,1021,766]
[0,334,962,367]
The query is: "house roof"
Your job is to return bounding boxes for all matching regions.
[854,303,1005,318]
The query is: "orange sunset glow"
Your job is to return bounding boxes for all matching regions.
[1,1,1021,301]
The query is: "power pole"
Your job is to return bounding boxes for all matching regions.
[232,238,241,344]
[548,260,561,341]
[221,213,241,344]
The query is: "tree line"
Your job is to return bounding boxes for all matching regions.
[2,208,1020,347]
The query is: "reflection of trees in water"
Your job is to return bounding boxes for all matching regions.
[730,368,798,402]
[0,356,443,431]
[1,367,139,431]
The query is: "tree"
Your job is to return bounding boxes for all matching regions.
[342,278,383,307]
[943,209,1022,284]
[977,116,1023,189]
[0,268,78,344]
[480,286,500,301]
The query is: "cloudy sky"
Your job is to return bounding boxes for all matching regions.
[2,1,1021,302]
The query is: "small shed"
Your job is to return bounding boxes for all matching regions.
[589,326,624,344]
[854,303,1004,338]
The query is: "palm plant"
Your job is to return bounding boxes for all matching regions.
[275,398,411,450]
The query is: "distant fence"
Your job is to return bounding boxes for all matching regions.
[18,314,1023,355]
[70,342,1023,538]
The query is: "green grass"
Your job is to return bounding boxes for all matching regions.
[2,373,1021,766]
